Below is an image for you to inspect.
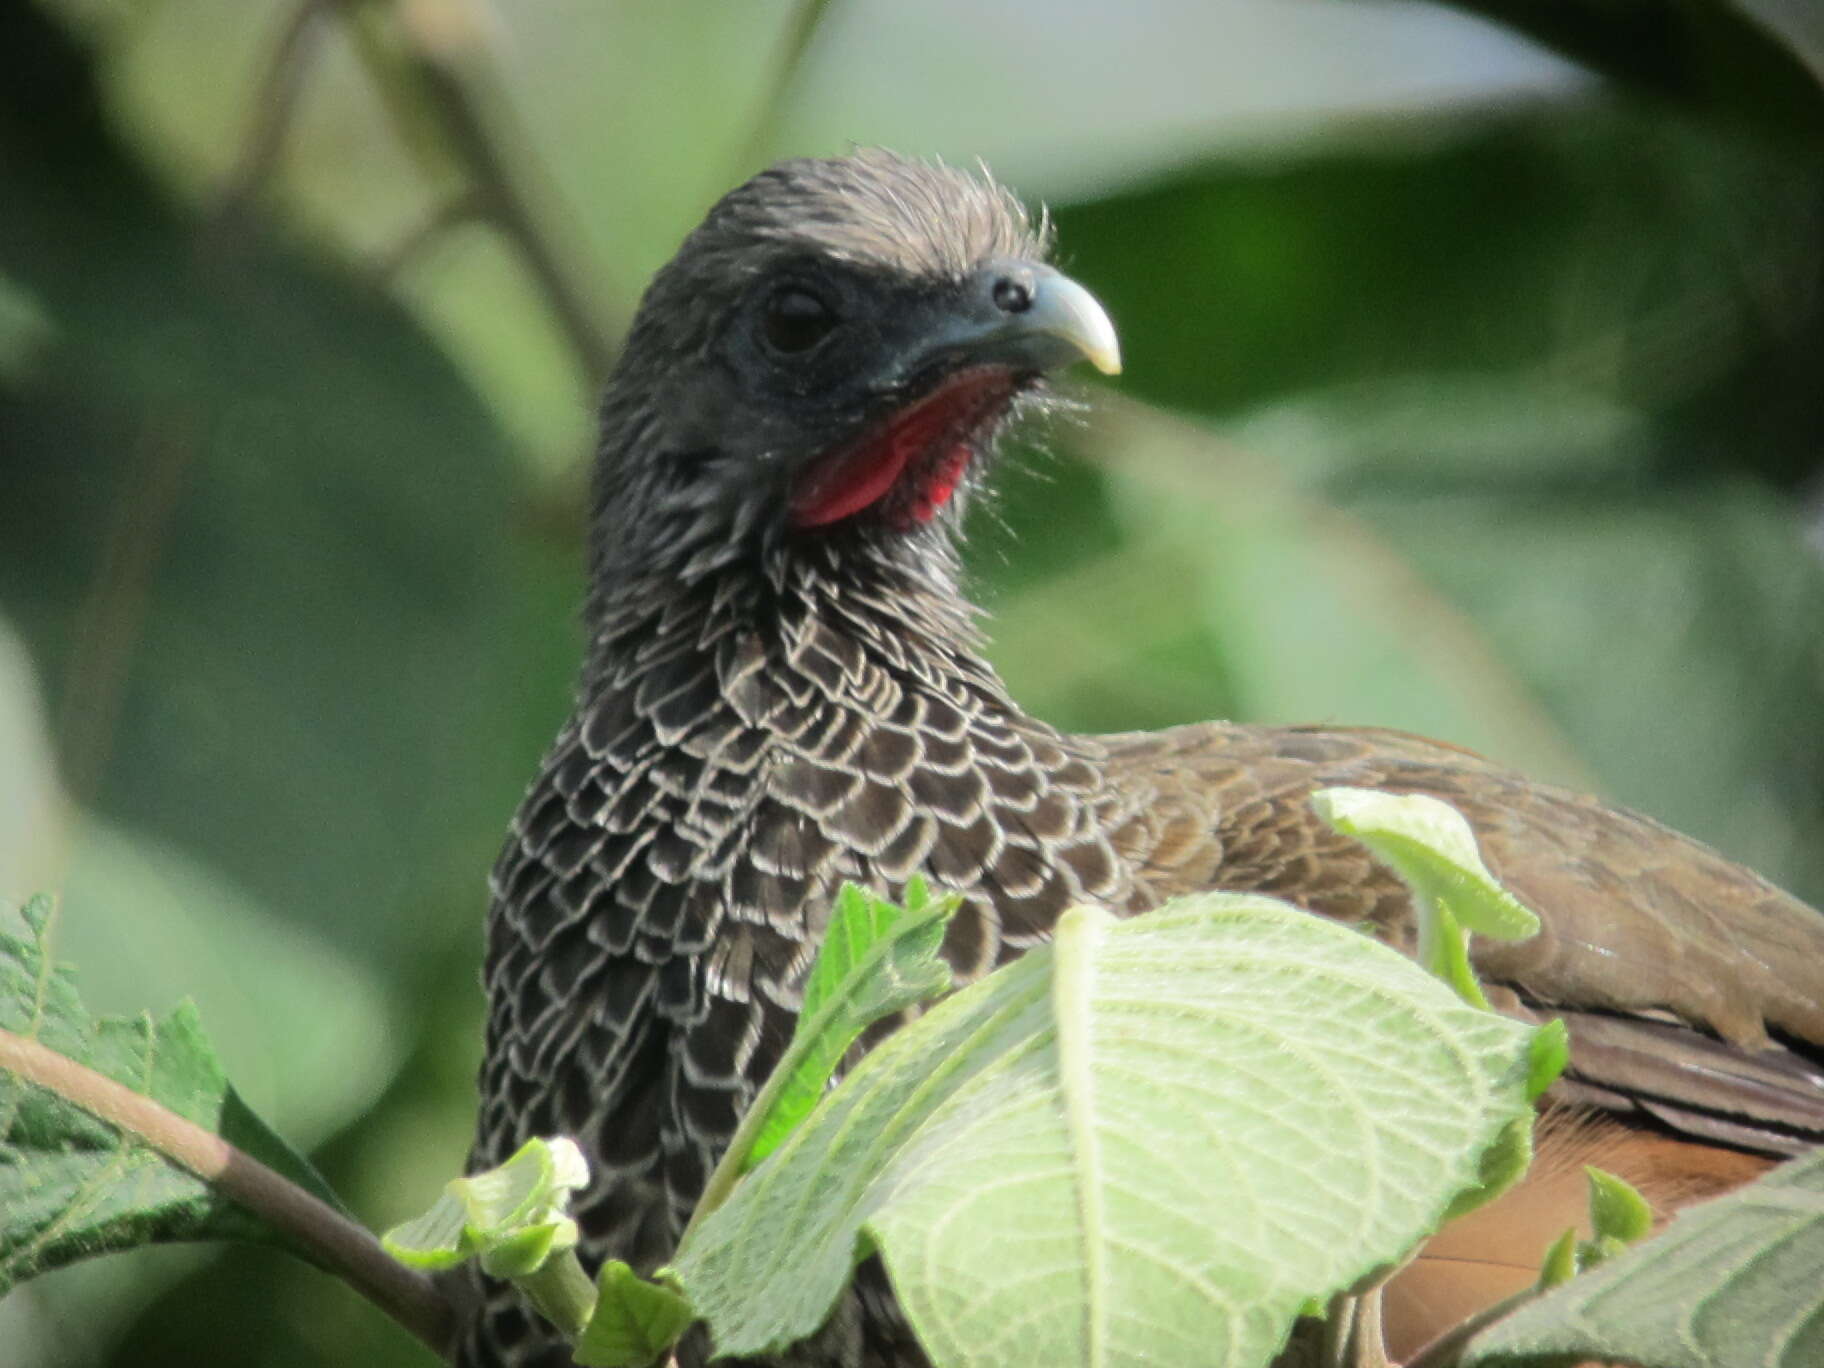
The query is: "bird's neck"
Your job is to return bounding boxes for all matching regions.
[581,537,1014,717]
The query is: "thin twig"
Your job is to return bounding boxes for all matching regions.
[56,412,197,801]
[413,58,618,382]
[735,0,838,171]
[371,188,488,285]
[329,0,619,384]
[0,1027,457,1359]
[211,0,331,224]
[342,0,835,391]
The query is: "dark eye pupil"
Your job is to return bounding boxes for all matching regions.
[763,288,836,353]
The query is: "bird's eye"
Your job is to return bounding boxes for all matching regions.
[762,287,837,354]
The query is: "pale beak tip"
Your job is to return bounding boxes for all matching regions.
[1043,274,1121,378]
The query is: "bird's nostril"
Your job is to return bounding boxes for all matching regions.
[991,276,1033,314]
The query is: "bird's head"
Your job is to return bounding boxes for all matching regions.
[590,150,1120,591]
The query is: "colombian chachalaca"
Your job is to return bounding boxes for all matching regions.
[463,151,1824,1367]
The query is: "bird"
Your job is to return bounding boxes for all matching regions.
[461,150,1824,1367]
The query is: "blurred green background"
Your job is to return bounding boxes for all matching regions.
[2,0,1821,1362]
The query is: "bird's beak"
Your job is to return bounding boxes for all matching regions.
[921,262,1122,378]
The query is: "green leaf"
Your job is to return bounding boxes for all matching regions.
[1311,787,1540,940]
[1463,1148,1824,1368]
[460,1135,589,1241]
[673,892,1541,1367]
[1524,1018,1569,1101]
[1307,787,1555,1228]
[379,1186,475,1274]
[741,880,957,1170]
[480,1218,581,1281]
[0,894,342,1292]
[1312,786,1541,1010]
[1416,897,1490,1011]
[1536,1228,1578,1290]
[1584,1166,1653,1247]
[1441,0,1824,136]
[1441,1114,1535,1224]
[573,1261,695,1368]
[383,1136,598,1341]
[382,1135,587,1275]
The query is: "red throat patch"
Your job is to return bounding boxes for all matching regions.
[789,369,1017,529]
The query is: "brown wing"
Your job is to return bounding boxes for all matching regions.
[1090,722,1824,1153]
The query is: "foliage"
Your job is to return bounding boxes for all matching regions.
[382,1135,588,1278]
[739,877,959,1173]
[1,0,1821,1362]
[674,894,1541,1367]
[381,878,1545,1368]
[1465,1148,1824,1368]
[0,895,338,1288]
[573,1261,693,1368]
[379,883,966,1366]
[1312,787,1540,1010]
[0,843,1814,1368]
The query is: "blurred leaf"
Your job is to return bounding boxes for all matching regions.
[1074,371,1824,912]
[1053,115,1823,916]
[772,0,1577,198]
[47,816,398,1147]
[36,0,816,474]
[1463,1148,1824,1368]
[1053,399,1597,790]
[1438,0,1824,136]
[1057,108,1823,486]
[0,620,60,899]
[0,16,549,1359]
[0,895,340,1291]
[0,618,397,1143]
[1344,450,1824,905]
[674,894,1540,1366]
[0,5,542,977]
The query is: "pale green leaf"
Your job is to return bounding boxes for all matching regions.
[674,892,1541,1368]
[1312,786,1541,1010]
[382,1136,587,1275]
[1441,1114,1535,1224]
[479,1217,580,1281]
[1311,787,1540,940]
[380,1188,475,1273]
